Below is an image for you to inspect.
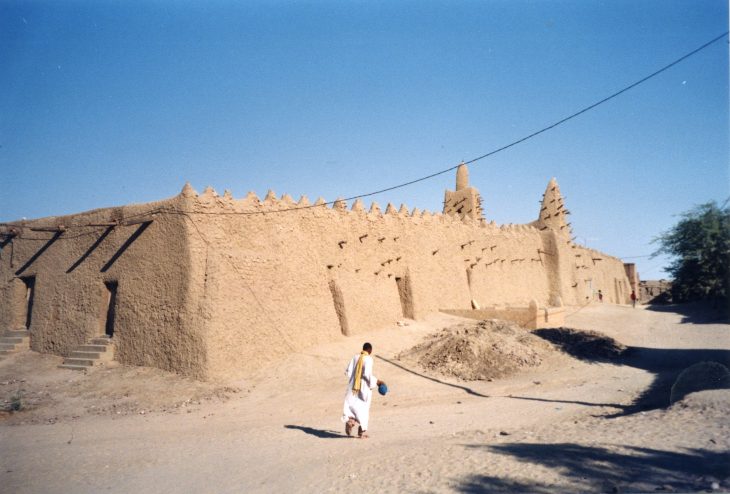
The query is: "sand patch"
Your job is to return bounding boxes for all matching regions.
[0,351,240,425]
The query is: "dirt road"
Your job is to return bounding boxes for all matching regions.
[1,304,728,493]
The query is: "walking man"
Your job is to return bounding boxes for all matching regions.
[342,342,383,439]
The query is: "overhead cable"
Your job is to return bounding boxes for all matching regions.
[173,30,730,216]
[2,30,727,227]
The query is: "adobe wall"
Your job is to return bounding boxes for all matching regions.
[180,178,631,380]
[624,263,640,297]
[442,304,567,329]
[568,245,631,304]
[442,308,535,327]
[639,279,672,303]
[0,195,207,379]
[0,170,634,381]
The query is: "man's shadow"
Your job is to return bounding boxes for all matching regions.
[284,424,348,439]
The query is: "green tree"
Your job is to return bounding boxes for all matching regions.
[653,200,730,304]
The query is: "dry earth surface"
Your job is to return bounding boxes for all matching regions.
[1,303,729,493]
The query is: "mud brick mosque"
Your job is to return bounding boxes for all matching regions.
[0,165,638,379]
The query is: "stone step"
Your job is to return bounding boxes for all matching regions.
[62,358,94,367]
[0,349,16,356]
[77,345,109,353]
[0,343,17,351]
[1,337,25,344]
[57,337,116,369]
[3,330,29,337]
[90,337,113,346]
[58,364,89,371]
[69,351,103,360]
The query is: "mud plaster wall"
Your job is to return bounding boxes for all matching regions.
[184,186,630,380]
[0,196,207,379]
[0,177,632,381]
[442,306,566,329]
[624,263,640,295]
[442,308,535,327]
[639,280,672,302]
[568,245,630,304]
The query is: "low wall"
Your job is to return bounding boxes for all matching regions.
[441,303,566,330]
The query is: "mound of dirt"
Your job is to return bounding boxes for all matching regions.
[396,319,555,381]
[532,327,627,360]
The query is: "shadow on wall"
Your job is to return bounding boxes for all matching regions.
[14,231,63,276]
[455,443,730,493]
[100,221,152,272]
[66,226,115,273]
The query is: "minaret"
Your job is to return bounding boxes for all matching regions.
[456,163,469,191]
[536,178,570,235]
[443,163,484,220]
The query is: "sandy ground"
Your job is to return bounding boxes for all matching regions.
[1,303,729,493]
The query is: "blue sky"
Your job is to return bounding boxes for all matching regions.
[1,0,727,279]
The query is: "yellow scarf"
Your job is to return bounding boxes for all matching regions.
[352,351,368,395]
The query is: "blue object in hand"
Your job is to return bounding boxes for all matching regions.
[378,383,388,396]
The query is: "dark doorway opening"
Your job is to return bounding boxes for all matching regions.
[395,275,414,319]
[20,276,36,329]
[102,281,118,337]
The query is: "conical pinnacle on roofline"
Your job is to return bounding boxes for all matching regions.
[280,194,296,206]
[537,177,568,231]
[202,186,218,198]
[264,190,277,203]
[244,191,261,205]
[332,197,347,211]
[180,182,198,198]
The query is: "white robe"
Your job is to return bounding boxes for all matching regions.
[341,353,378,431]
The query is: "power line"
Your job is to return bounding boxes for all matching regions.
[2,31,727,226]
[173,30,729,216]
[463,31,729,167]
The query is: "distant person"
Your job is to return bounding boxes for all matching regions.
[631,290,637,308]
[342,342,384,439]
[598,290,603,302]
